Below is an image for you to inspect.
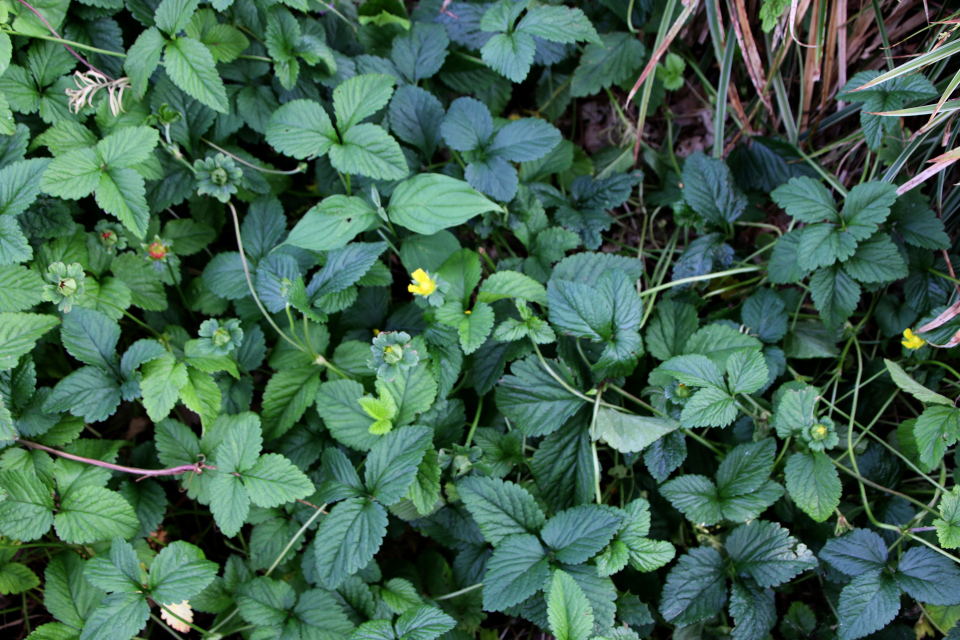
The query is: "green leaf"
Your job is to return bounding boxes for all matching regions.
[0,469,54,541]
[381,578,422,614]
[837,572,900,640]
[96,127,160,170]
[895,546,960,605]
[724,348,768,395]
[571,33,644,98]
[547,279,612,341]
[261,366,322,440]
[329,123,408,181]
[809,264,861,329]
[44,366,122,423]
[541,505,623,564]
[266,99,337,160]
[729,579,777,640]
[388,173,500,235]
[405,450,441,517]
[391,23,449,83]
[365,425,431,505]
[395,605,456,640]
[683,323,763,369]
[54,486,139,544]
[95,167,150,237]
[0,215,31,265]
[139,353,189,422]
[477,271,547,305]
[316,380,379,451]
[333,74,396,132]
[234,576,294,626]
[742,288,788,343]
[495,356,586,437]
[0,312,59,369]
[0,264,44,312]
[842,233,907,283]
[0,157,50,217]
[481,32,536,83]
[208,473,248,538]
[797,224,857,270]
[645,299,698,361]
[547,570,594,640]
[178,367,221,429]
[163,37,229,113]
[313,496,388,590]
[884,359,954,406]
[154,0,200,35]
[660,475,722,526]
[284,196,377,252]
[934,487,960,549]
[378,361,437,426]
[840,181,898,241]
[680,386,737,428]
[482,533,550,611]
[79,592,150,640]
[458,476,546,545]
[914,405,960,468]
[590,408,680,454]
[148,541,218,604]
[124,28,166,98]
[771,176,838,223]
[61,307,120,372]
[659,547,726,627]
[819,529,888,576]
[725,520,816,587]
[44,552,104,629]
[516,5,599,43]
[784,451,841,523]
[242,453,314,508]
[681,152,748,226]
[436,301,495,354]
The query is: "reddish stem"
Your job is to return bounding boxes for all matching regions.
[20,440,215,479]
[13,0,112,79]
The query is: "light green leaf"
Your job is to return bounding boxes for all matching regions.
[784,451,841,523]
[95,167,150,238]
[547,570,594,640]
[591,408,680,454]
[54,486,139,544]
[140,353,189,422]
[39,148,100,200]
[328,123,408,181]
[148,541,218,604]
[388,173,500,235]
[0,264,44,312]
[266,99,338,160]
[163,37,229,113]
[477,270,547,305]
[333,74,396,132]
[241,453,314,508]
[0,312,58,370]
[884,359,954,406]
[261,366,322,440]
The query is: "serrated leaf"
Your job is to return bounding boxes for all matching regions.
[458,476,546,545]
[541,505,622,565]
[590,408,680,454]
[333,74,396,132]
[571,32,644,98]
[395,605,456,640]
[840,181,898,241]
[837,572,900,640]
[148,541,218,604]
[0,264,44,312]
[365,425,431,506]
[140,353,189,422]
[0,312,59,369]
[771,176,838,223]
[895,546,960,605]
[681,152,748,226]
[914,405,960,468]
[725,520,816,588]
[261,366,322,440]
[481,32,536,83]
[163,37,228,113]
[477,270,547,305]
[547,570,594,640]
[242,453,314,508]
[328,123,408,181]
[44,366,122,423]
[482,533,550,611]
[54,486,139,544]
[313,496,388,590]
[819,529,888,576]
[0,469,54,541]
[659,547,726,627]
[495,356,586,437]
[784,451,841,523]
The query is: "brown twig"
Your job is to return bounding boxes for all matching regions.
[19,440,214,478]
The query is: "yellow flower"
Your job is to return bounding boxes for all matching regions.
[465,309,471,315]
[372,328,380,336]
[902,329,925,350]
[811,424,828,440]
[408,269,436,296]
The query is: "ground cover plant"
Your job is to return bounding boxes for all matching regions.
[1,0,960,638]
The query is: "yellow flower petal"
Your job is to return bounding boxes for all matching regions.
[902,328,925,350]
[408,268,437,296]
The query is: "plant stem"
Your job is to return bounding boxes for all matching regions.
[227,201,306,353]
[434,583,483,601]
[88,295,165,340]
[464,396,484,447]
[19,440,214,477]
[265,503,328,576]
[3,28,126,57]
